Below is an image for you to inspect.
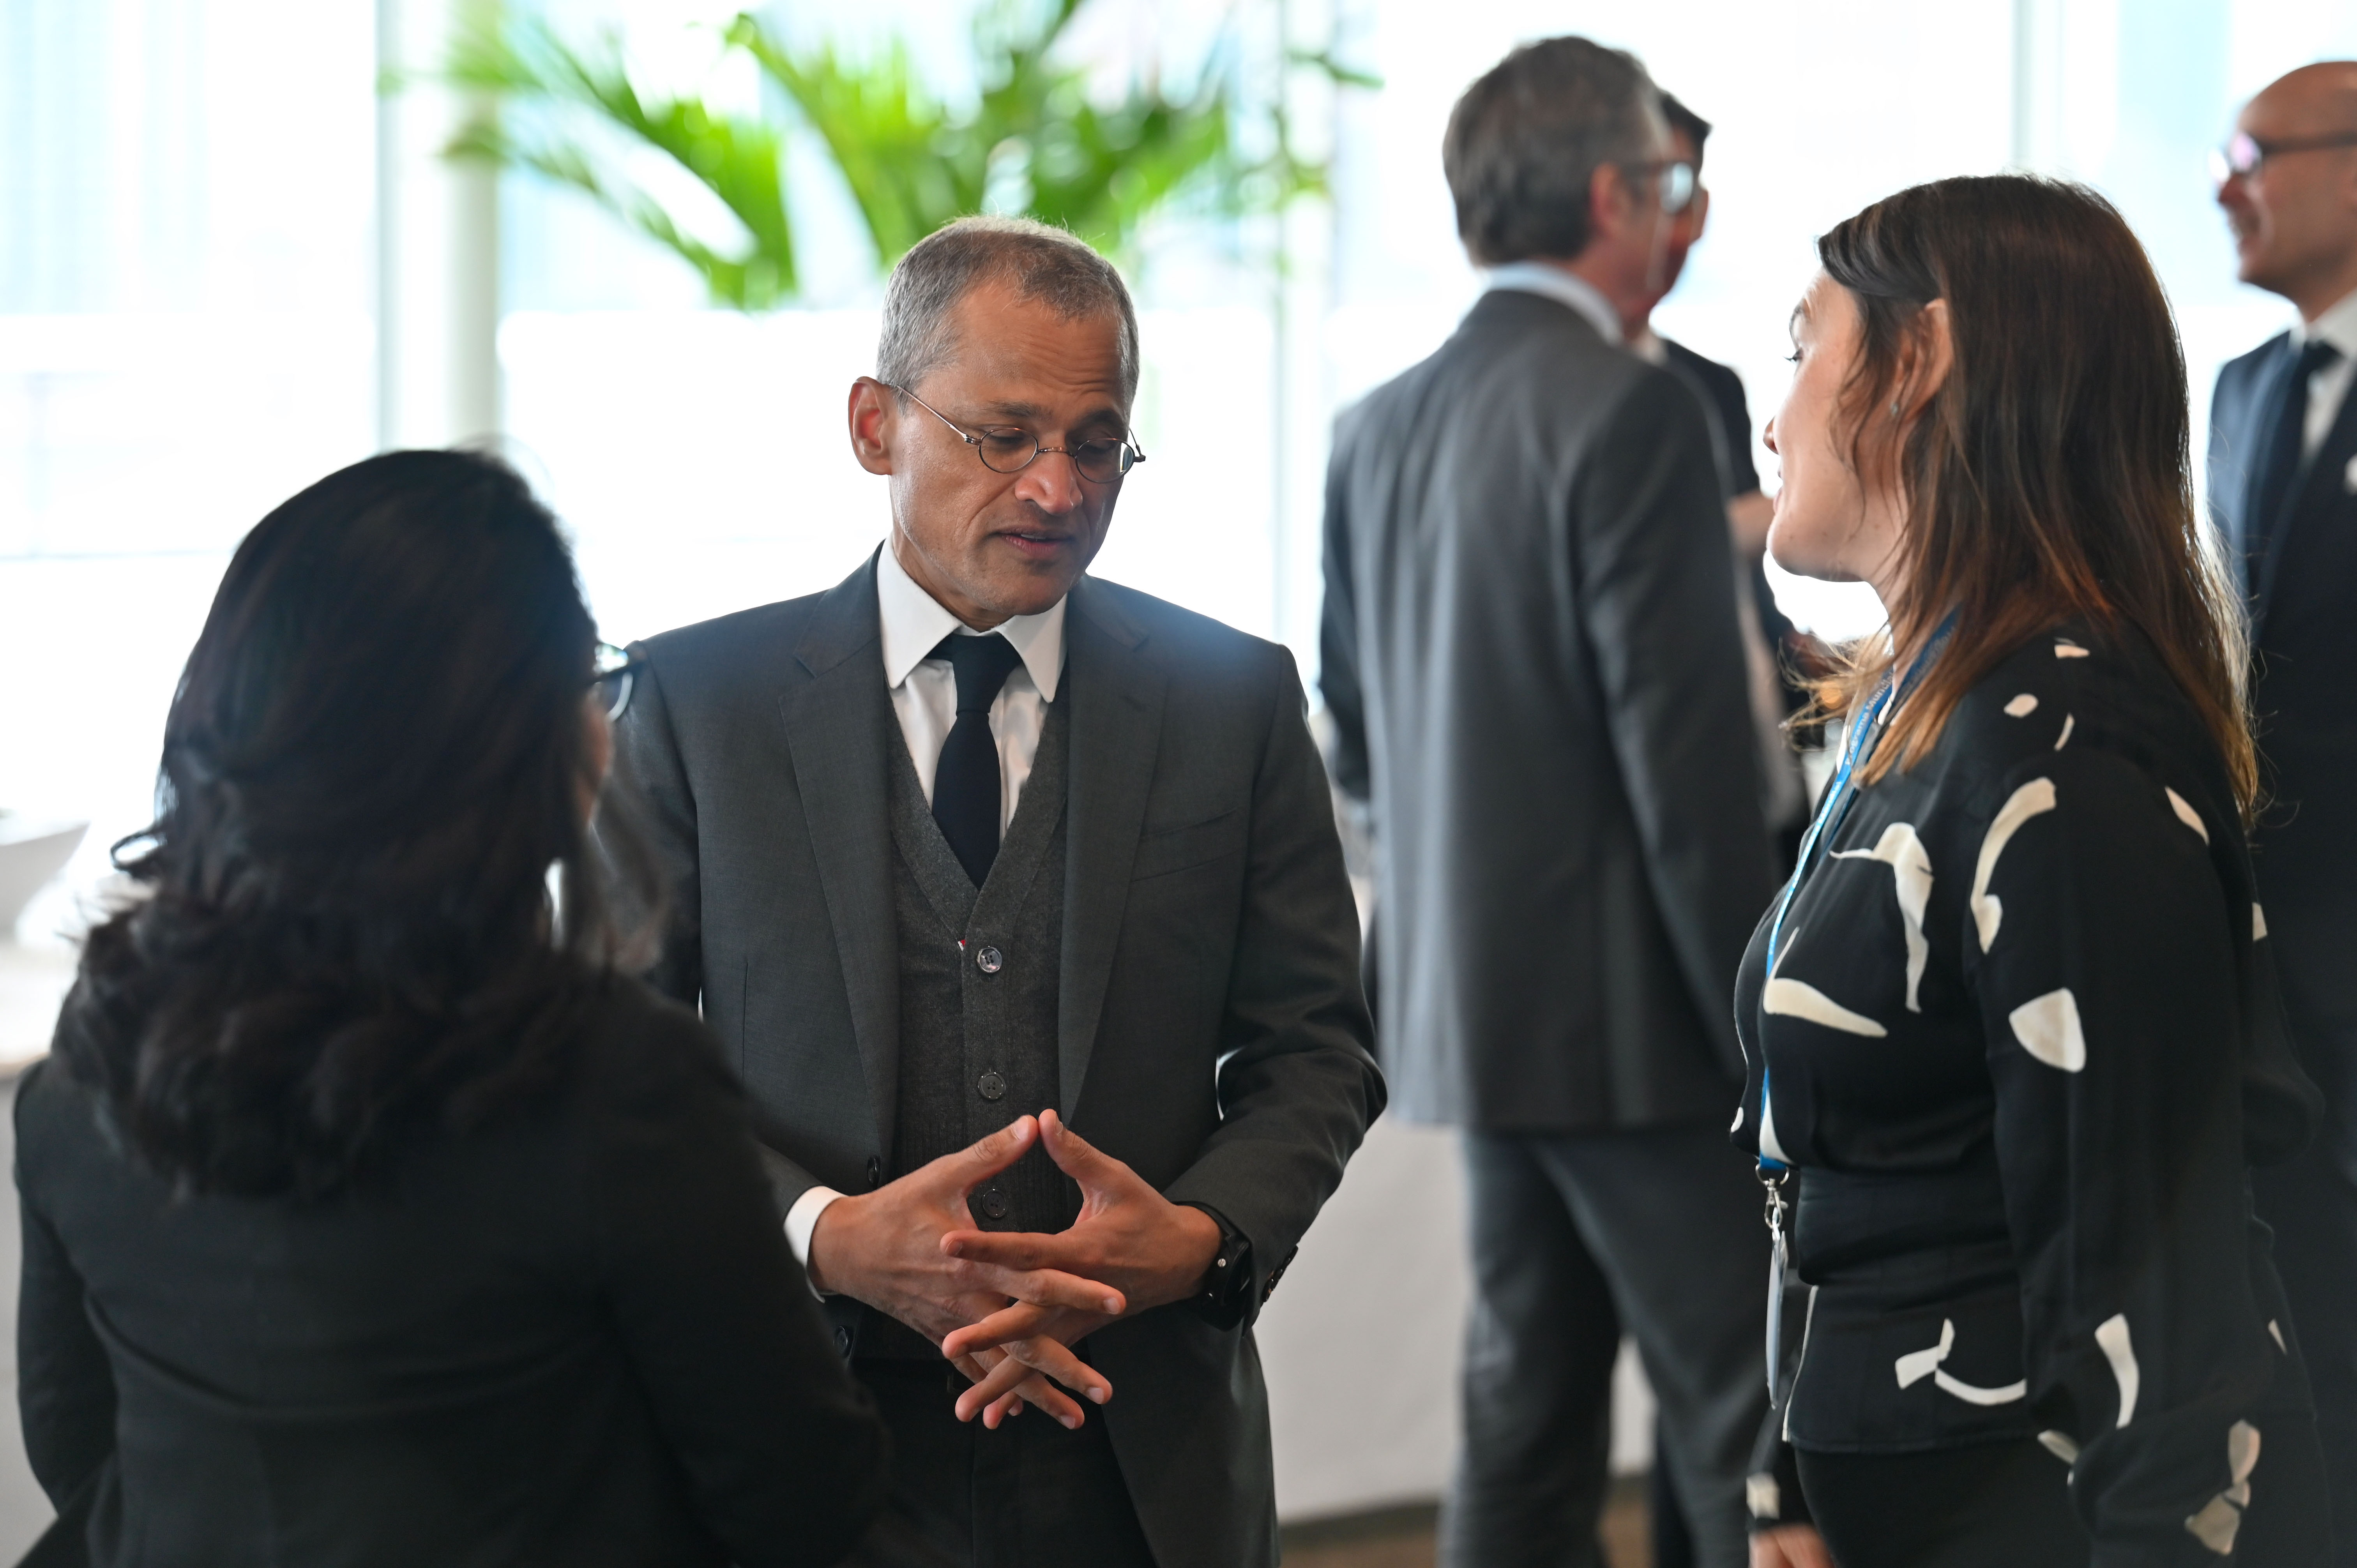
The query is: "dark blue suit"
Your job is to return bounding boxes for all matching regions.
[2212,330,2357,1561]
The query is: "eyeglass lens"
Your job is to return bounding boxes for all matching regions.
[2212,131,2263,187]
[1660,162,1698,215]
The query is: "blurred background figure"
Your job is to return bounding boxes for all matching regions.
[1320,37,1776,1568]
[1625,92,1813,880]
[2209,58,2357,1561]
[19,451,892,1567]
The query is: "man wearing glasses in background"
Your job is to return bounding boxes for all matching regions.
[1322,38,1775,1568]
[610,215,1382,1568]
[2210,60,2357,1561]
[1624,93,1811,889]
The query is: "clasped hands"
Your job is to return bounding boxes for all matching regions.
[806,1110,1223,1432]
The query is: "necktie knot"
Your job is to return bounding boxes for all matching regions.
[933,632,1026,716]
[2299,338,2343,378]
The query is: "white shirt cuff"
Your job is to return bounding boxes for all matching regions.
[783,1185,846,1289]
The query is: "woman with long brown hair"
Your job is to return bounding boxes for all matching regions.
[1739,177,2332,1563]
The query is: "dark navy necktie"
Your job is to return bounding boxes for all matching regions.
[2247,338,2343,584]
[930,631,1027,887]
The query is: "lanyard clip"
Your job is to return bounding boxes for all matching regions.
[1760,1167,1791,1241]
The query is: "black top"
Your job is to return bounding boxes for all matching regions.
[15,980,890,1568]
[1733,620,2320,1550]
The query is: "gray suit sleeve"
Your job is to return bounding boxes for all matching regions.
[608,649,705,1010]
[1573,371,1778,1080]
[1162,650,1386,1324]
[1318,419,1371,803]
[609,650,832,1214]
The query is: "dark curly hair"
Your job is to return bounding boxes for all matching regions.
[53,449,661,1199]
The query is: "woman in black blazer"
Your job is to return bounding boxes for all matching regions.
[19,451,890,1566]
[1740,178,2333,1564]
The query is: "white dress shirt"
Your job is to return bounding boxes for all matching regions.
[1485,260,1625,346]
[2295,287,2357,459]
[781,543,1071,1273]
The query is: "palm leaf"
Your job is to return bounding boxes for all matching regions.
[439,0,1378,307]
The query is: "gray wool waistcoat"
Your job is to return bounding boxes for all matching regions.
[865,683,1075,1361]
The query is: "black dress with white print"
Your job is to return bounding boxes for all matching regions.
[1733,618,2325,1560]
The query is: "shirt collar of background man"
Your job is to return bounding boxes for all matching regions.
[1484,261,1626,346]
[2293,282,2357,360]
[876,540,1067,700]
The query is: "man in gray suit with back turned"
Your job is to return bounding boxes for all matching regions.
[1320,39,1776,1567]
[614,217,1382,1568]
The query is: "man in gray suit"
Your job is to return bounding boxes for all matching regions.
[1320,39,1777,1568]
[613,216,1382,1568]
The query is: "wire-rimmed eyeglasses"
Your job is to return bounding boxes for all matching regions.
[889,383,1147,485]
[2211,129,2357,190]
[591,641,645,722]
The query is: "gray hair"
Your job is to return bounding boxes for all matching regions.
[1442,37,1664,267]
[876,217,1141,405]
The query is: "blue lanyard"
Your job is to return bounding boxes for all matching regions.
[1756,619,1952,1172]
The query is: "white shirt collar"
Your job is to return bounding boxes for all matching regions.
[1627,327,1669,366]
[2295,286,2357,362]
[1484,261,1624,346]
[876,540,1066,701]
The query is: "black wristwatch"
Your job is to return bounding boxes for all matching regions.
[1183,1203,1256,1330]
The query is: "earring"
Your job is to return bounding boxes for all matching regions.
[1889,399,1901,417]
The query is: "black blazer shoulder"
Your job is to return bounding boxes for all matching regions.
[14,976,889,1568]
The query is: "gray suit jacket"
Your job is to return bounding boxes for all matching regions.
[612,552,1383,1568]
[1321,288,1776,1132]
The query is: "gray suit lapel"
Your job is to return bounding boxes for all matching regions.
[1058,577,1166,1118]
[777,553,901,1148]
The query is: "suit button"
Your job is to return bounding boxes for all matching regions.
[975,945,1004,974]
[865,1156,883,1189]
[977,1071,1007,1101]
[833,1325,853,1356]
[977,1188,1009,1220]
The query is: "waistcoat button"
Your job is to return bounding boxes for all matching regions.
[977,1188,1009,1220]
[977,1071,1007,1101]
[975,945,1005,974]
[865,1155,883,1188]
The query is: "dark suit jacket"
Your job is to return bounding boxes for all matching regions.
[2212,335,2357,1135]
[13,983,889,1568]
[1321,288,1777,1131]
[613,555,1383,1568]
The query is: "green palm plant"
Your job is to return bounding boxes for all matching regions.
[443,2,1370,310]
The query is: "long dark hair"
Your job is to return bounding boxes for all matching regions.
[1806,175,2256,811]
[55,450,659,1198]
